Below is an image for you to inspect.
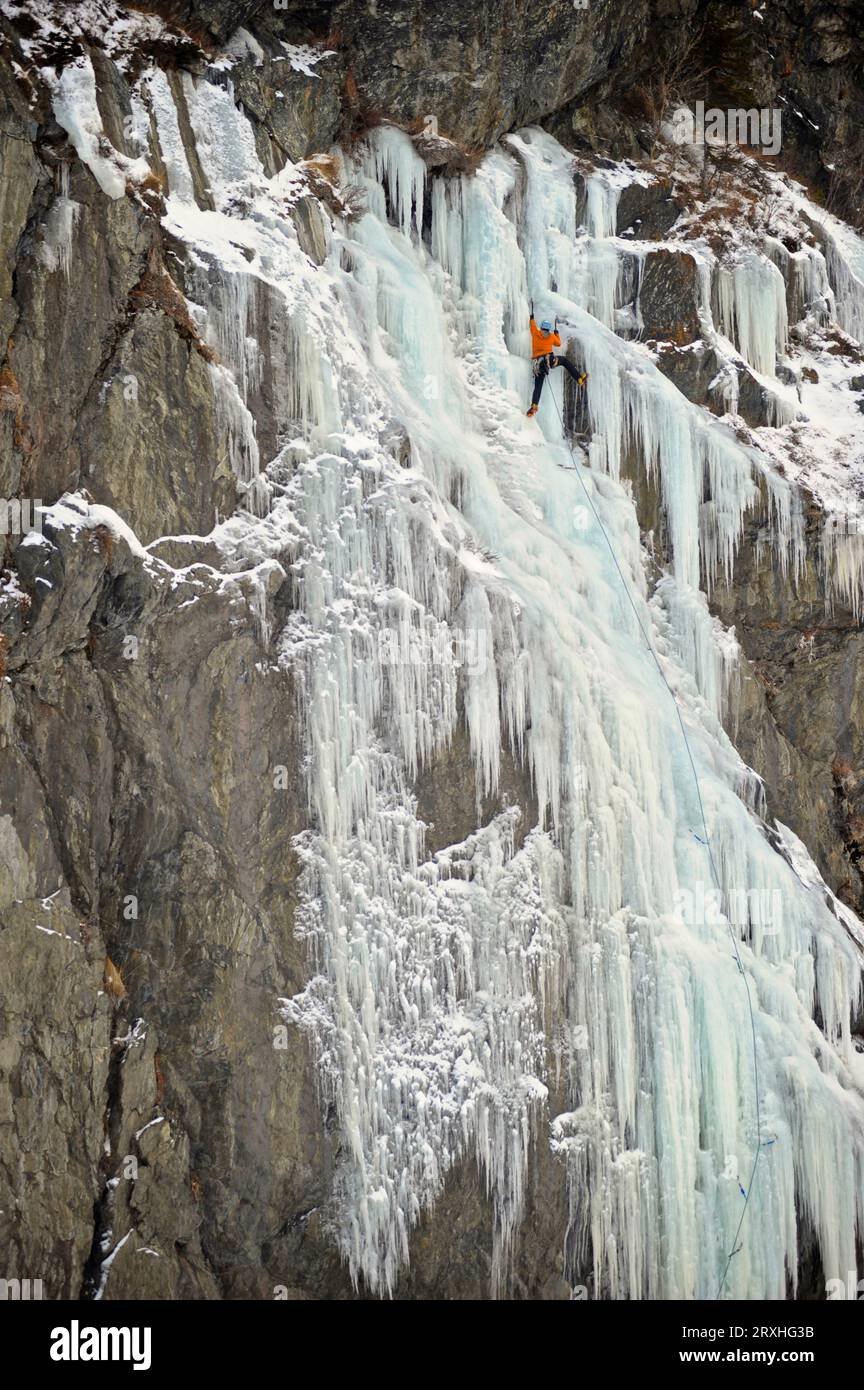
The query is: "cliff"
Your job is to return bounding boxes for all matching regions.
[1,0,863,1301]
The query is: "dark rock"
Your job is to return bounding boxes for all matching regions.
[776,360,801,389]
[75,307,236,543]
[654,339,721,406]
[164,69,216,209]
[228,49,346,167]
[730,364,766,426]
[0,899,113,1299]
[653,340,790,430]
[617,178,683,240]
[90,49,137,158]
[1,154,151,505]
[0,512,342,1299]
[710,503,864,913]
[136,1,271,44]
[415,726,539,858]
[0,68,42,350]
[260,0,655,152]
[762,1,864,231]
[639,248,700,343]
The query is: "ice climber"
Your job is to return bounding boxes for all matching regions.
[526,302,587,416]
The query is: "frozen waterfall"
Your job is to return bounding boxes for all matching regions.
[121,71,864,1299]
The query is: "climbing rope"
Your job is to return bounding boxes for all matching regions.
[547,376,762,1301]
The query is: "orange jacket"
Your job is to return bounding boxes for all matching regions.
[529,317,561,358]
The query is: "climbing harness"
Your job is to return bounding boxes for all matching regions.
[547,375,763,1302]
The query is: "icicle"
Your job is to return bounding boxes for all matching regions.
[209,362,267,513]
[430,175,465,284]
[36,166,80,278]
[358,125,426,240]
[818,215,864,342]
[653,577,739,719]
[822,520,864,619]
[584,173,621,239]
[765,236,834,327]
[189,263,263,402]
[714,252,788,377]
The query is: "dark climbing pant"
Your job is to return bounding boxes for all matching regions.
[531,353,581,407]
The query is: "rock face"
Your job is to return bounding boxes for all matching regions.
[0,0,862,1305]
[0,498,569,1300]
[139,0,271,43]
[0,68,235,541]
[128,1,864,227]
[228,45,346,166]
[712,510,864,915]
[133,0,864,224]
[255,0,655,151]
[755,0,864,229]
[1,503,342,1299]
[652,342,782,428]
[638,248,701,344]
[617,178,683,240]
